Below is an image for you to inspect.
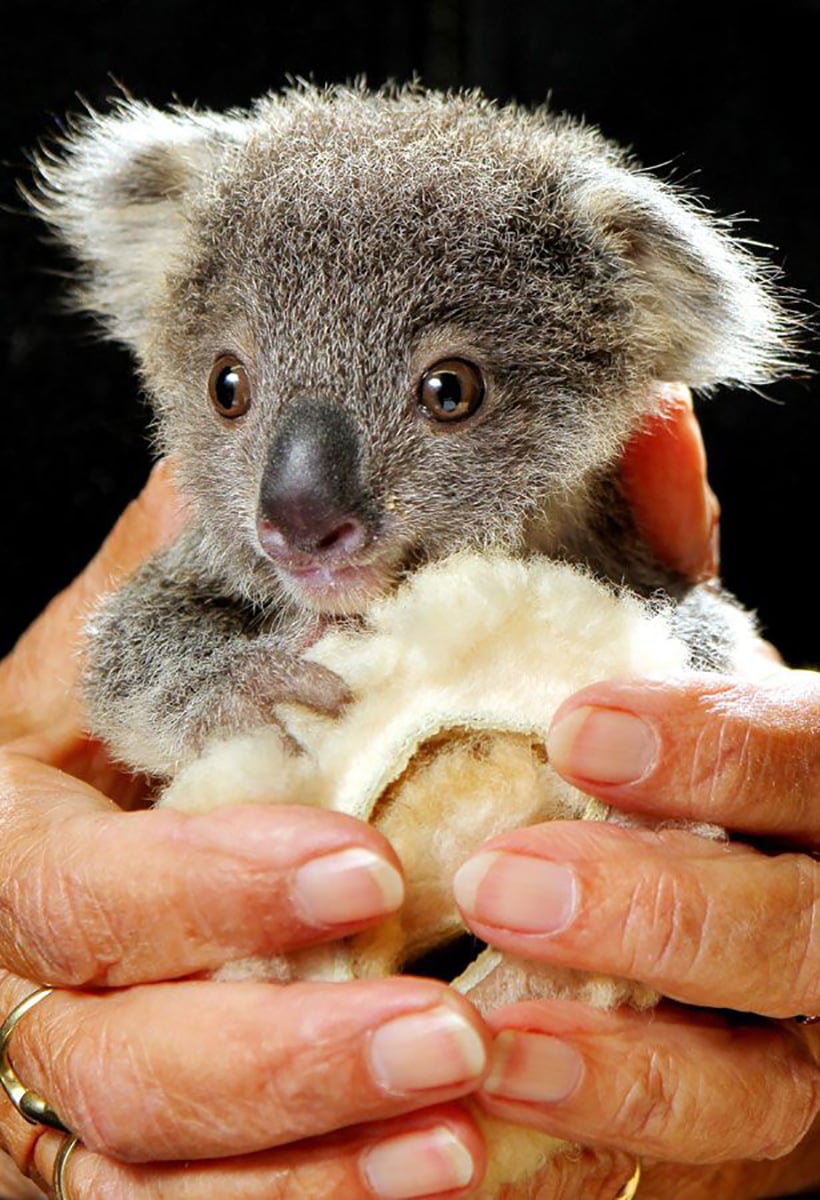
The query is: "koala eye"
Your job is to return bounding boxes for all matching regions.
[209,356,251,419]
[418,359,485,423]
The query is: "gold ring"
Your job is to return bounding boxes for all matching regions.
[615,1157,641,1200]
[0,987,70,1133]
[53,1133,81,1200]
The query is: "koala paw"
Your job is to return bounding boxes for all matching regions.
[263,650,352,717]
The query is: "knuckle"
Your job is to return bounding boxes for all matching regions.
[690,680,820,825]
[622,864,705,985]
[53,1007,154,1159]
[49,1023,116,1154]
[7,833,122,988]
[689,706,759,811]
[768,858,820,1016]
[0,759,123,987]
[612,1042,683,1152]
[757,1059,820,1159]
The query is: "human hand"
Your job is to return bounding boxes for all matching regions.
[451,386,820,1198]
[0,465,491,1200]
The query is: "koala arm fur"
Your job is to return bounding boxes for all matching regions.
[82,527,349,776]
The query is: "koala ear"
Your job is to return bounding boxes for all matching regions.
[575,163,795,388]
[30,100,245,349]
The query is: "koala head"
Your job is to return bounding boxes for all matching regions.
[34,84,790,614]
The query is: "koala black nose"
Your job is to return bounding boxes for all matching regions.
[258,399,370,562]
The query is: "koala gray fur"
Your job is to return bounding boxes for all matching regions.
[32,83,792,777]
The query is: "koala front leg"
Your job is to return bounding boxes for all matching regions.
[81,536,349,776]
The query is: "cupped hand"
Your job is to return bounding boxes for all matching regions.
[453,386,820,1198]
[0,465,490,1200]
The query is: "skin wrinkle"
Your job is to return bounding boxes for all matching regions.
[18,980,481,1162]
[466,825,813,1019]
[692,677,820,834]
[165,847,261,964]
[678,872,722,995]
[37,819,124,985]
[608,1017,811,1164]
[55,1005,122,1157]
[621,854,702,988]
[684,714,720,818]
[776,857,820,1014]
[55,1151,357,1200]
[5,833,97,985]
[613,1043,678,1149]
[706,707,730,817]
[759,1063,818,1163]
[128,1046,199,1163]
[748,1041,817,1162]
[0,758,127,982]
[806,871,820,1008]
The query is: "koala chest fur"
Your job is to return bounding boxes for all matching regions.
[33,84,790,776]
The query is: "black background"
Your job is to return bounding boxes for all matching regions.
[2,0,818,664]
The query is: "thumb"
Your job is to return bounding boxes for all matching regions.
[620,383,720,582]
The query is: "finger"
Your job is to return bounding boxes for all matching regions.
[27,1106,484,1200]
[0,461,185,743]
[453,821,820,1017]
[3,976,489,1162]
[478,1000,819,1166]
[620,383,720,582]
[545,673,820,842]
[0,757,406,984]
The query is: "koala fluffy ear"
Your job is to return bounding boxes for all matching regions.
[30,100,245,349]
[575,163,795,388]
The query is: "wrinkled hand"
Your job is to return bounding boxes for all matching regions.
[0,465,490,1200]
[453,386,820,1198]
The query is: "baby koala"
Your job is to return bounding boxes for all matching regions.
[34,83,790,776]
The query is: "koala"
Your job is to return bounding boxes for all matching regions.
[32,83,791,778]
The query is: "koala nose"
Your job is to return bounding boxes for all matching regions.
[258,399,370,561]
[259,510,367,560]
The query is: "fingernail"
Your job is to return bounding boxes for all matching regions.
[293,847,404,926]
[484,1030,584,1103]
[548,706,659,784]
[362,1126,475,1198]
[453,851,577,933]
[369,1004,487,1094]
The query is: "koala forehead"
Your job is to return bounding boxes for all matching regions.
[37,83,791,535]
[33,83,791,607]
[165,93,633,396]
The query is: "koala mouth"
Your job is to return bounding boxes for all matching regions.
[278,559,395,613]
[276,543,414,614]
[403,933,489,983]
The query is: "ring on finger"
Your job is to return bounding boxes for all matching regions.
[0,987,71,1133]
[53,1133,82,1200]
[614,1157,641,1200]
